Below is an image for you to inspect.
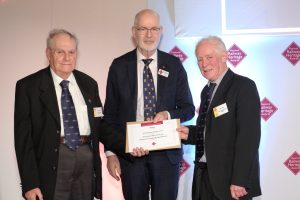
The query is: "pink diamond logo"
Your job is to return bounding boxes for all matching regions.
[179,158,190,176]
[282,42,300,66]
[284,151,300,175]
[227,44,247,67]
[169,46,188,63]
[260,98,278,121]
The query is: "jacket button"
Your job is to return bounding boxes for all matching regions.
[52,166,57,171]
[54,148,58,152]
[57,130,60,134]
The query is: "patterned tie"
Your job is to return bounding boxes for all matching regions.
[195,83,216,161]
[142,58,156,120]
[60,80,80,150]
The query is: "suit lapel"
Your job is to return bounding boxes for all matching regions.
[126,50,138,114]
[126,50,168,114]
[204,69,234,141]
[156,50,168,111]
[73,70,94,129]
[39,67,61,128]
[206,69,235,129]
[210,69,234,109]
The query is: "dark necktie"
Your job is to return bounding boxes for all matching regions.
[195,83,216,161]
[142,58,156,120]
[60,80,80,150]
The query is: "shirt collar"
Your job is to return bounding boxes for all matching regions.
[136,49,158,62]
[50,68,76,86]
[208,68,228,86]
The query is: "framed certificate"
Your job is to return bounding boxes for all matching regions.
[125,119,181,153]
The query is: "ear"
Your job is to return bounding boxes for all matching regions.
[46,48,51,60]
[159,26,164,34]
[222,52,228,63]
[131,26,136,39]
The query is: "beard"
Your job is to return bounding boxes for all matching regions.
[138,39,160,53]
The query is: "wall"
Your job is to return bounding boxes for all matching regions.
[149,0,300,200]
[1,0,300,200]
[0,1,146,199]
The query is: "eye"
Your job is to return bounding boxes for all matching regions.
[56,50,63,54]
[151,27,160,32]
[137,27,146,32]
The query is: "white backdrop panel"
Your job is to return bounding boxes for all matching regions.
[150,0,300,199]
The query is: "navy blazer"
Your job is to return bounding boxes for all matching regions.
[186,69,261,199]
[14,67,125,199]
[104,49,195,164]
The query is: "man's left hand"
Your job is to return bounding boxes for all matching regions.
[230,184,248,200]
[153,111,168,122]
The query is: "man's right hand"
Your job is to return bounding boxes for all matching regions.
[176,126,189,140]
[25,188,43,200]
[130,147,149,157]
[107,155,121,181]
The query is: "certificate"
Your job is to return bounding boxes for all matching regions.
[126,119,181,153]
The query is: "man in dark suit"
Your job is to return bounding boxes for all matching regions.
[178,36,261,200]
[14,29,127,200]
[104,9,195,200]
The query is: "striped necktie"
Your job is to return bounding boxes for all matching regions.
[195,83,216,160]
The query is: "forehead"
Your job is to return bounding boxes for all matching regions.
[52,33,76,49]
[196,42,216,56]
[137,12,160,27]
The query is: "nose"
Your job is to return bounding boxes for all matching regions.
[202,58,210,67]
[63,53,71,61]
[146,29,153,37]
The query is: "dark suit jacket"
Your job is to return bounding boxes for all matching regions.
[185,69,261,199]
[14,67,125,199]
[104,49,195,164]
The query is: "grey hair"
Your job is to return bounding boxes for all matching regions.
[46,29,78,49]
[195,36,227,55]
[133,9,160,27]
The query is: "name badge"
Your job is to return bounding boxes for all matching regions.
[93,107,104,118]
[158,68,169,77]
[213,103,228,118]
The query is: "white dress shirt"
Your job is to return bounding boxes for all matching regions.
[51,68,91,136]
[136,50,158,121]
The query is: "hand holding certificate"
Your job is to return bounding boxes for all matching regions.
[126,119,181,153]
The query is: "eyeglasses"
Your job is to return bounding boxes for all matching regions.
[135,27,161,34]
[51,49,77,58]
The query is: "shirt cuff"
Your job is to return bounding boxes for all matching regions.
[105,151,116,157]
[166,111,171,119]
